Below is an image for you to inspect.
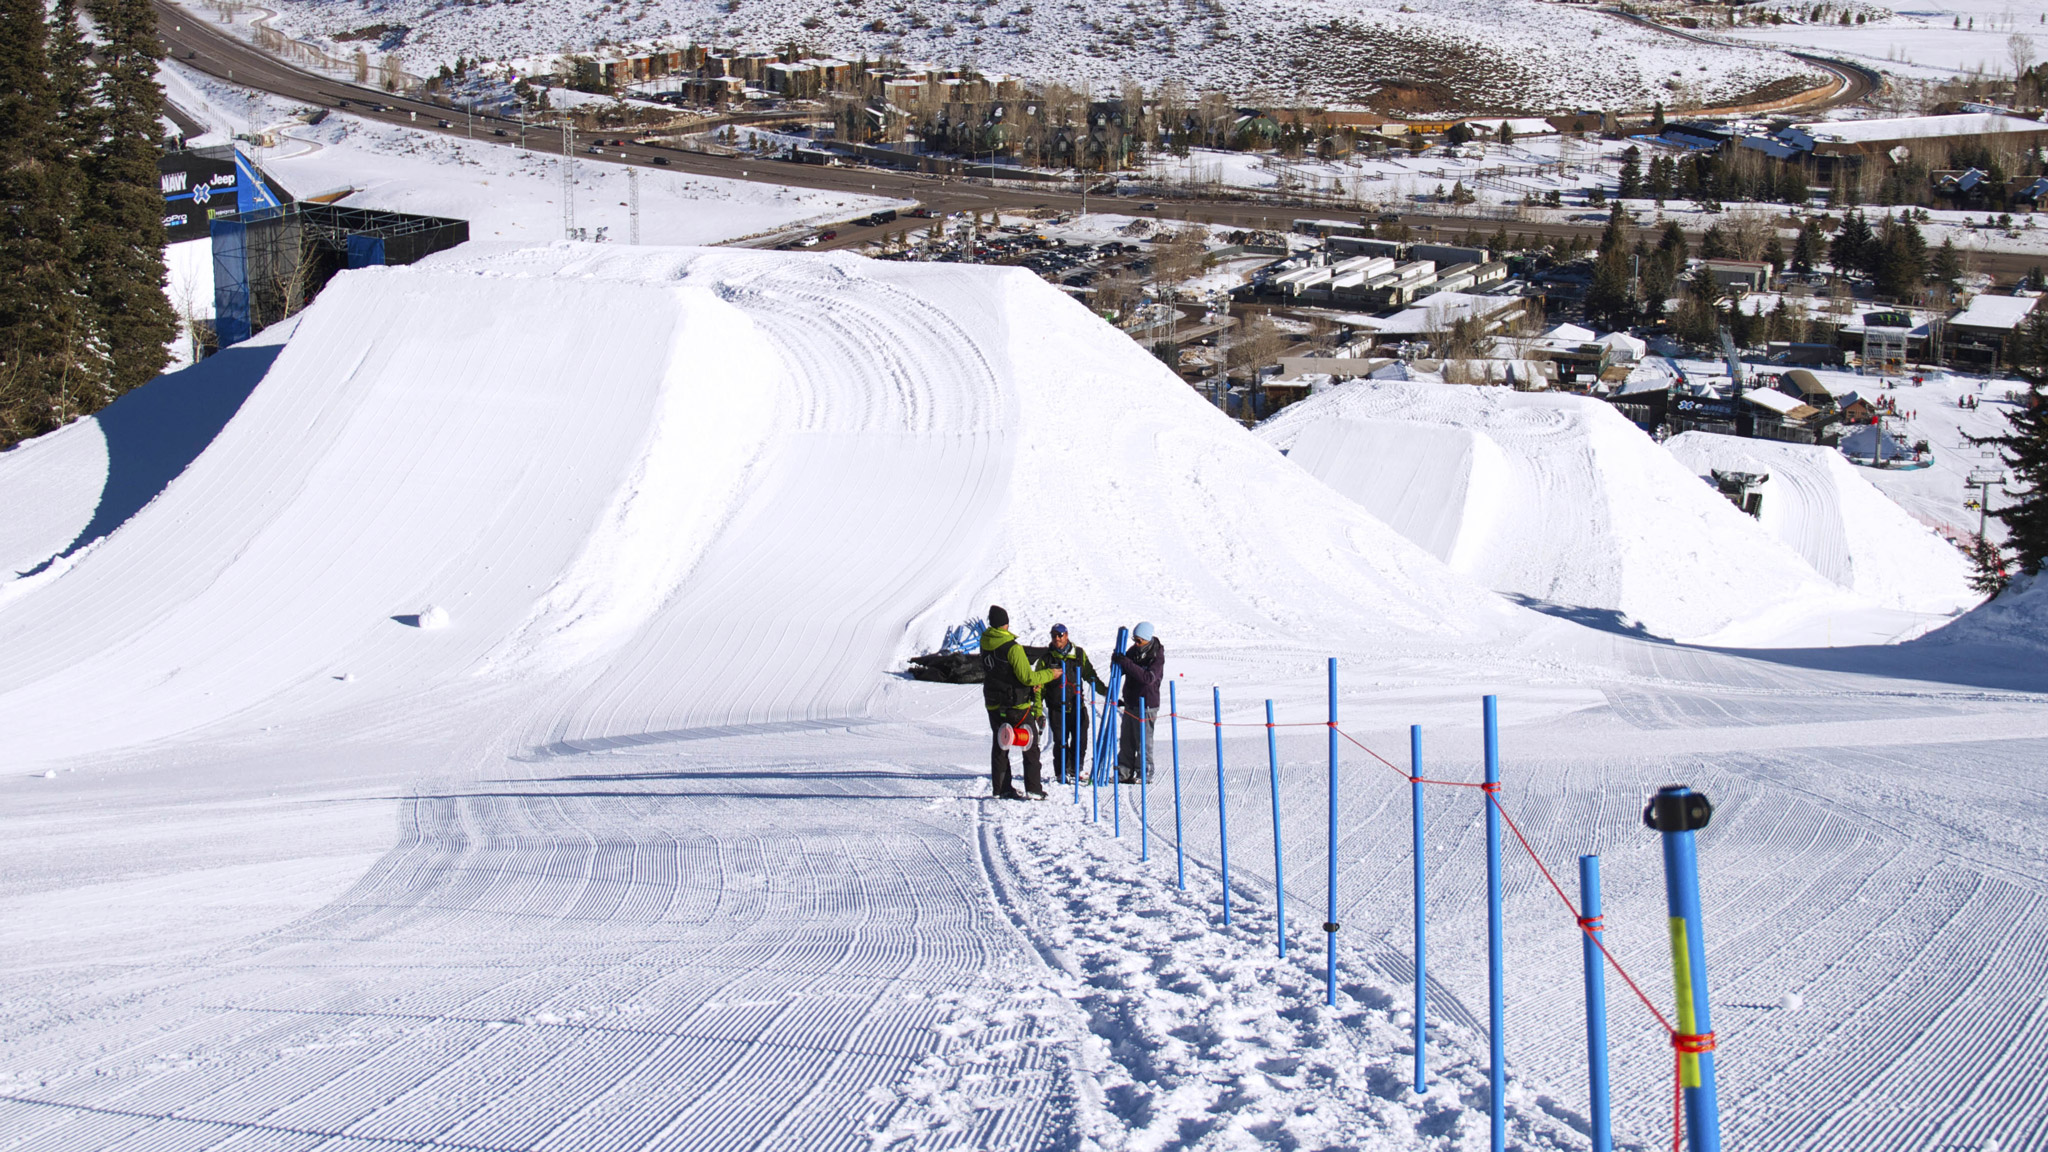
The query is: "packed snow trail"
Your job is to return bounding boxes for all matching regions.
[4,244,2048,1151]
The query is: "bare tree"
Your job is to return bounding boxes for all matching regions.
[2011,33,2036,86]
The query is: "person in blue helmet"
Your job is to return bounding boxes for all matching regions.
[1112,621,1165,785]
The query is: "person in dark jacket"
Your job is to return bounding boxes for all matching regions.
[1036,624,1107,786]
[1113,621,1164,784]
[980,605,1061,799]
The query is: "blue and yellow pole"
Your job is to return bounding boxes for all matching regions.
[1411,723,1426,1094]
[1646,785,1721,1152]
[1579,854,1613,1152]
[1484,694,1504,1152]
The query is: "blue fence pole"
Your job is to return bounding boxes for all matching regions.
[1171,679,1185,890]
[1091,681,1101,823]
[1580,854,1613,1152]
[1646,786,1721,1152]
[1071,677,1081,805]
[1266,699,1286,959]
[1214,686,1230,927]
[1483,694,1504,1152]
[1411,723,1426,1094]
[1324,658,1339,1007]
[1139,700,1149,861]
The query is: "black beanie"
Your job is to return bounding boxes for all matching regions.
[988,605,1009,628]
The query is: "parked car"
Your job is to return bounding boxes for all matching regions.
[820,230,838,241]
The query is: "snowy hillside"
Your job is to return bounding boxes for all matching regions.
[1666,431,1976,616]
[228,0,1821,114]
[1257,379,1890,645]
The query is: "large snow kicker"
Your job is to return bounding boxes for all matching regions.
[0,244,1516,762]
[1665,431,1974,615]
[1259,379,1879,644]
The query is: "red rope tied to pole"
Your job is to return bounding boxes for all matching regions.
[1671,1032,1717,1152]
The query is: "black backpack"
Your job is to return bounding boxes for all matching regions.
[980,638,1032,711]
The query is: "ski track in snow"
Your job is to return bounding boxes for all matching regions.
[1,245,2046,1151]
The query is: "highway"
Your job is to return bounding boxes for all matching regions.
[154,0,2033,282]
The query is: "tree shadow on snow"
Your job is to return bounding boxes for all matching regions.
[1506,595,1672,643]
[23,343,280,573]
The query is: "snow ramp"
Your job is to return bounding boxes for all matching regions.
[1258,379,1864,644]
[1666,431,1974,615]
[0,244,1517,762]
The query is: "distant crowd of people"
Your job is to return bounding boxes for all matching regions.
[977,605,1164,800]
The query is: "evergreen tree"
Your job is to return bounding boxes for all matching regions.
[1699,223,1730,260]
[1791,218,1821,272]
[0,0,103,445]
[1617,146,1642,199]
[1929,236,1963,299]
[78,0,175,397]
[1973,378,2048,577]
[1762,235,1786,275]
[1585,202,1636,331]
[1872,214,1927,301]
[1651,100,1665,130]
[1498,120,1514,146]
[1830,210,1875,275]
[1967,535,2009,597]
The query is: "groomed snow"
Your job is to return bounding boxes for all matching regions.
[5,244,2048,1152]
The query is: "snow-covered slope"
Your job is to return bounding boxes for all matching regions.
[1666,431,1976,615]
[233,0,1819,114]
[1258,380,1871,644]
[0,244,1517,763]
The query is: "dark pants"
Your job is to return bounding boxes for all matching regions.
[989,709,1042,796]
[1046,695,1091,784]
[1116,705,1157,783]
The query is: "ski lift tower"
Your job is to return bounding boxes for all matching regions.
[1720,328,1753,438]
[1967,467,2007,541]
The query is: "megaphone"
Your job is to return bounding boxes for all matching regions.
[996,724,1033,750]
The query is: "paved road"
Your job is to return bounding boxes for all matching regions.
[154,0,2034,283]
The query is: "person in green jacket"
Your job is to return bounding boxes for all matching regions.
[1035,624,1107,786]
[979,604,1062,799]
